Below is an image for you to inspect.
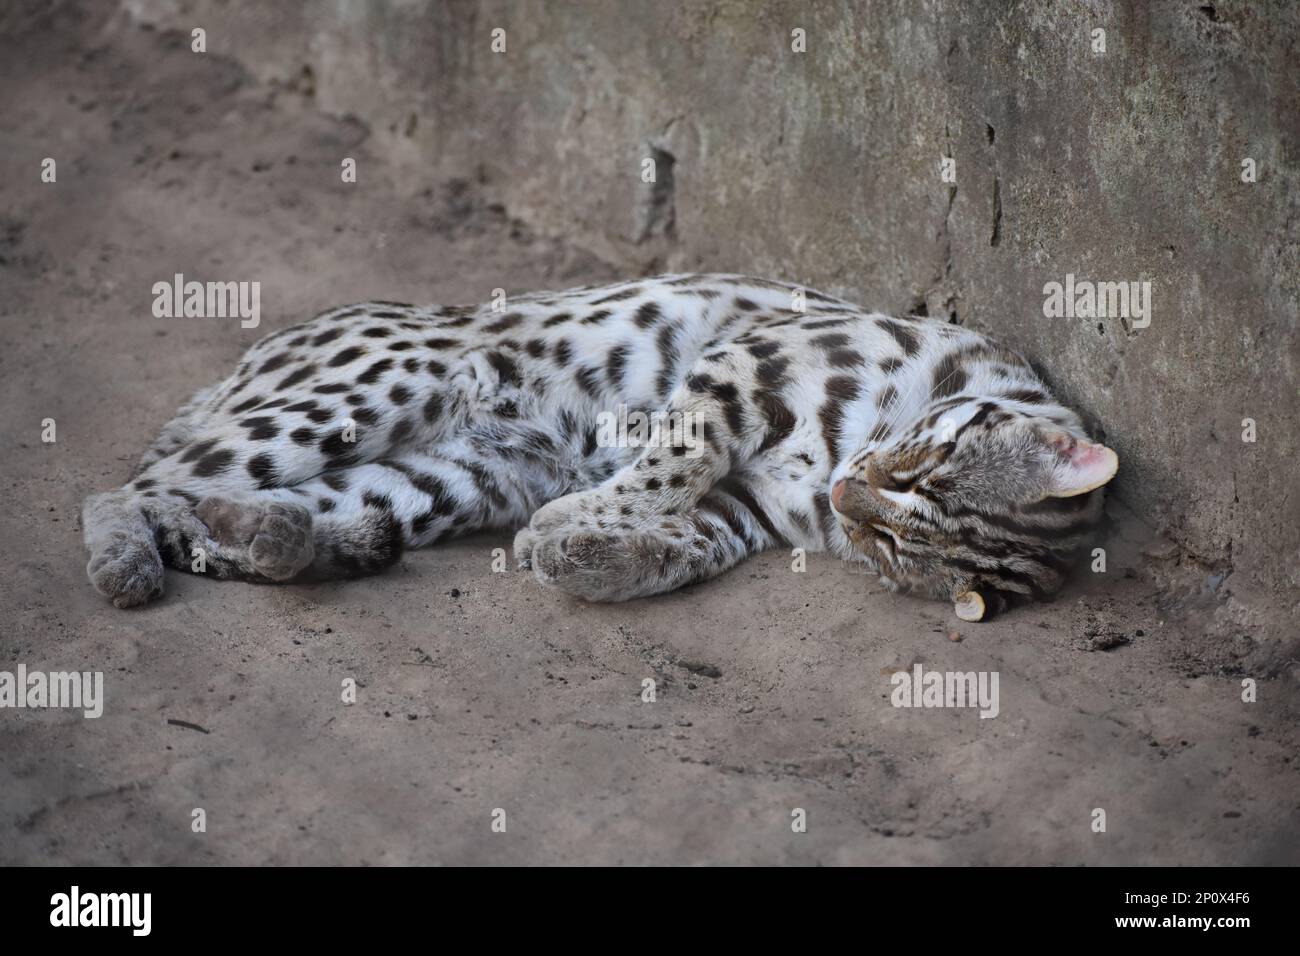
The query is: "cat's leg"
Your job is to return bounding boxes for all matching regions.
[517,344,792,561]
[84,386,228,607]
[86,375,446,604]
[126,444,536,596]
[85,480,326,605]
[522,476,784,601]
[83,303,486,605]
[520,348,780,530]
[83,488,168,608]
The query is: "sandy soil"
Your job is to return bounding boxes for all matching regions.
[1,7,1296,865]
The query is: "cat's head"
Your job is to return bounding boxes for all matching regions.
[829,397,1118,621]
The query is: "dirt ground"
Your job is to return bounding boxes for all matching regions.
[1,8,1296,866]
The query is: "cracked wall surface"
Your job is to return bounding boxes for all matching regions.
[126,0,1298,649]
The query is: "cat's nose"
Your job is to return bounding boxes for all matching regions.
[830,478,847,510]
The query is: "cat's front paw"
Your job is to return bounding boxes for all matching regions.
[520,489,613,575]
[527,488,613,536]
[530,529,675,602]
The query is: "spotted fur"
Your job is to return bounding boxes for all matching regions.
[83,274,1116,618]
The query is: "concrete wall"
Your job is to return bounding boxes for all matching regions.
[128,0,1299,644]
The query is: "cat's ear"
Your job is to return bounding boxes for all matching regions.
[1040,430,1118,498]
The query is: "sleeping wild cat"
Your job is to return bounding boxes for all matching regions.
[83,274,1118,621]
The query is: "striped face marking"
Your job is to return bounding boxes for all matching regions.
[830,402,1118,619]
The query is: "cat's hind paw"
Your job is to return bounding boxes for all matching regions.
[196,497,314,582]
[248,502,315,581]
[87,534,165,608]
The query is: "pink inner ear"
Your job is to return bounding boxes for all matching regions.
[1047,433,1119,497]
